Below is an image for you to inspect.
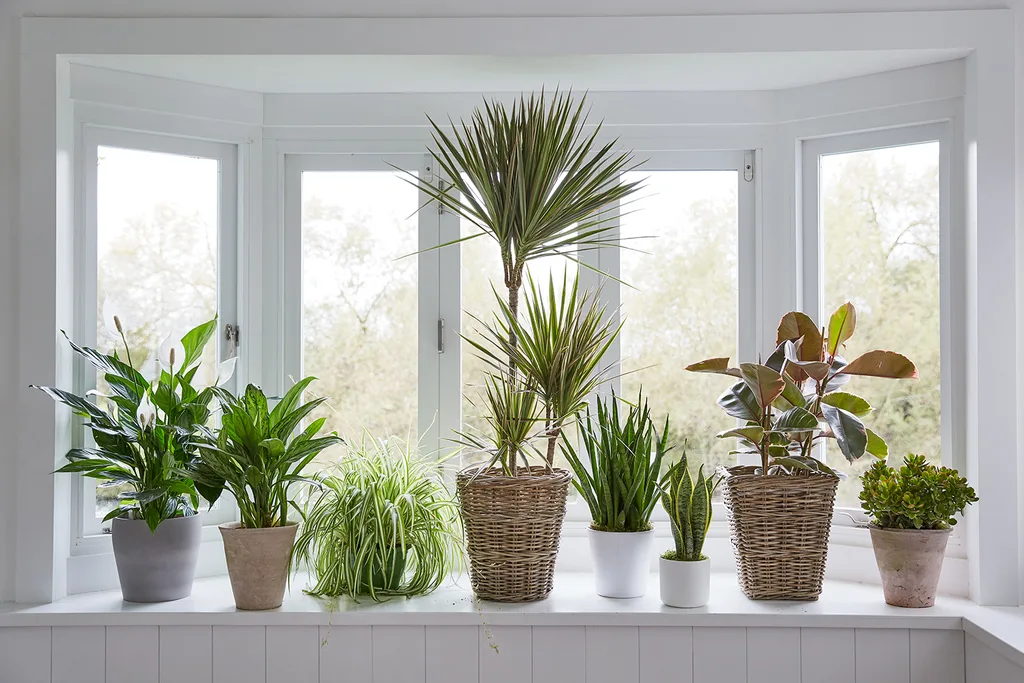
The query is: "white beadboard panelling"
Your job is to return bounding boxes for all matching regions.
[693,627,746,683]
[965,634,1024,682]
[910,629,964,683]
[586,626,639,683]
[52,625,104,683]
[373,625,426,683]
[266,625,319,683]
[213,626,266,683]
[0,626,50,683]
[639,626,692,683]
[320,625,372,683]
[802,627,855,683]
[533,626,585,683]
[426,626,478,683]
[479,626,531,683]
[106,625,158,683]
[747,627,801,683]
[160,625,213,683]
[856,628,910,683]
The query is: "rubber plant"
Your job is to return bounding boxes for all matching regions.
[686,302,918,476]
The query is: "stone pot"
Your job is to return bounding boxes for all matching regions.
[588,527,655,598]
[659,556,711,608]
[112,514,202,603]
[220,522,298,610]
[869,526,952,608]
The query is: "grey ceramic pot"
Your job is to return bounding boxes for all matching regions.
[111,514,202,603]
[220,522,298,610]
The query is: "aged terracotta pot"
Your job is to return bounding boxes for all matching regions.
[220,522,298,610]
[869,526,951,608]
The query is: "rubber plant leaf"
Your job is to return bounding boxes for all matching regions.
[820,391,872,417]
[821,403,868,462]
[717,381,761,422]
[685,357,741,377]
[840,350,918,379]
[827,302,857,356]
[739,363,785,409]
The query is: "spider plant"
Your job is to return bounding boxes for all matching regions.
[464,272,621,467]
[189,379,343,529]
[409,90,642,473]
[34,318,220,532]
[291,433,462,601]
[561,391,667,533]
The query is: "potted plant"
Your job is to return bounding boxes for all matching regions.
[409,90,641,602]
[860,454,977,607]
[291,433,462,601]
[190,379,342,610]
[561,391,666,598]
[687,302,918,600]
[35,318,220,602]
[457,272,621,601]
[659,447,720,608]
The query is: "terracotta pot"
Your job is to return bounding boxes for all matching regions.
[112,514,201,603]
[220,522,298,610]
[869,526,951,608]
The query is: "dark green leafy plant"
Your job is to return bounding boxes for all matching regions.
[34,318,219,531]
[661,447,720,562]
[408,90,642,474]
[561,391,666,533]
[292,433,462,601]
[190,378,343,529]
[465,272,621,469]
[687,302,917,477]
[860,454,978,529]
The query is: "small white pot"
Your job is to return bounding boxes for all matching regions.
[588,527,655,598]
[659,556,711,608]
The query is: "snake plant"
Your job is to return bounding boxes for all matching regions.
[661,448,720,562]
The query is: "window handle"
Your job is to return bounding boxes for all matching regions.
[437,318,445,354]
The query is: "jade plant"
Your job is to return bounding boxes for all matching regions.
[561,391,667,533]
[660,447,720,561]
[860,454,978,530]
[686,302,918,476]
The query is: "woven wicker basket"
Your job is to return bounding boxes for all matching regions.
[722,466,838,601]
[456,466,571,602]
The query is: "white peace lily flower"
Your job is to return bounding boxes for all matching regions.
[101,295,131,338]
[158,333,186,373]
[215,357,237,387]
[136,393,157,432]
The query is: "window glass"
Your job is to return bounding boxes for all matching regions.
[301,171,419,452]
[619,171,739,475]
[95,145,220,520]
[820,142,941,507]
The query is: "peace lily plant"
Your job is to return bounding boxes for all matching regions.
[686,302,918,601]
[35,316,223,602]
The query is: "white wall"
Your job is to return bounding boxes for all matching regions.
[0,0,1018,604]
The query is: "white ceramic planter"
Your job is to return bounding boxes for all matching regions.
[659,556,711,608]
[588,527,655,598]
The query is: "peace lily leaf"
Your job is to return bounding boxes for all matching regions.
[865,428,888,459]
[685,357,740,377]
[841,350,918,379]
[827,302,857,356]
[716,426,765,443]
[821,403,867,462]
[179,318,218,371]
[717,381,761,422]
[821,391,872,417]
[739,363,785,409]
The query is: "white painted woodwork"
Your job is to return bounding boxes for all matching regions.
[533,625,585,683]
[213,626,266,683]
[965,634,1024,682]
[910,629,965,683]
[373,625,426,683]
[266,625,319,683]
[801,627,856,683]
[693,627,746,683]
[0,626,50,683]
[51,625,104,683]
[106,625,158,683]
[856,628,911,683]
[479,626,532,683]
[639,626,692,683]
[161,625,213,683]
[586,626,640,683]
[426,626,477,683]
[747,627,800,683]
[320,625,372,683]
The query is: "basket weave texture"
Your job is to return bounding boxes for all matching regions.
[722,467,838,601]
[457,466,571,602]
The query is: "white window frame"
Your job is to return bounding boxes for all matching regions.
[281,153,449,458]
[72,125,241,552]
[800,122,962,519]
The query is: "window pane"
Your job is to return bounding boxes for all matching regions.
[820,142,941,507]
[301,171,418,451]
[620,171,739,475]
[460,216,578,465]
[95,145,220,520]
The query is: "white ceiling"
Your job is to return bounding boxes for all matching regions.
[69,51,967,93]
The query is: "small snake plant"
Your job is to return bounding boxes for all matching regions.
[661,448,720,562]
